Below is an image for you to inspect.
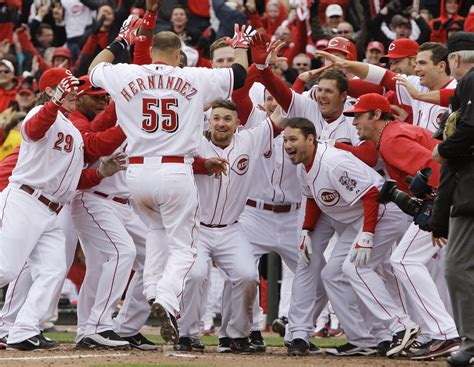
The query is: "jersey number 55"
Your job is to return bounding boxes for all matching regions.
[142,98,179,134]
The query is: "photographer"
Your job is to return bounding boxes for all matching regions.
[431,32,474,367]
[345,93,460,360]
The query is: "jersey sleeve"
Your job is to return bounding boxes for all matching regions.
[282,91,319,120]
[242,117,274,157]
[327,153,374,206]
[89,62,123,92]
[191,67,234,104]
[396,75,421,107]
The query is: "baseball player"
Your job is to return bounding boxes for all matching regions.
[350,93,460,359]
[0,68,124,350]
[87,7,255,343]
[316,42,456,132]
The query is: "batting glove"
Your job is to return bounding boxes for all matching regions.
[51,71,80,106]
[230,24,256,49]
[350,232,374,267]
[97,152,128,178]
[299,230,312,266]
[115,15,144,49]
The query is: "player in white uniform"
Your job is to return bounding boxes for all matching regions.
[176,99,283,353]
[88,10,255,343]
[0,68,123,350]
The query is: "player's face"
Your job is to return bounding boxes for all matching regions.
[212,47,235,68]
[389,57,415,75]
[352,111,378,141]
[283,127,314,165]
[76,94,108,120]
[317,79,346,120]
[415,50,444,89]
[209,107,238,146]
[263,91,278,116]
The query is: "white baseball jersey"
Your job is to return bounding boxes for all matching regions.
[196,118,274,225]
[283,91,360,145]
[243,107,301,204]
[90,62,234,158]
[395,77,456,132]
[298,142,384,224]
[10,105,85,204]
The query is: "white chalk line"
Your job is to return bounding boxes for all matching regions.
[0,352,130,361]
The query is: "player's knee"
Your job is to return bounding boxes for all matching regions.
[341,260,356,278]
[187,266,208,285]
[320,264,338,285]
[120,245,137,264]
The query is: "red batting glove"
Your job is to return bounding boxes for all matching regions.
[230,24,256,49]
[115,15,145,49]
[51,71,80,106]
[250,32,271,69]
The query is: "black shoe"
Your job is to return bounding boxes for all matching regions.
[82,330,130,349]
[271,317,287,337]
[448,350,474,367]
[377,340,392,357]
[7,334,58,351]
[386,325,420,357]
[152,302,179,345]
[76,338,93,349]
[309,341,321,355]
[173,337,205,352]
[325,342,377,356]
[230,337,256,354]
[38,333,59,349]
[218,337,232,353]
[123,333,157,351]
[287,338,309,356]
[249,331,266,352]
[0,336,7,349]
[410,338,461,360]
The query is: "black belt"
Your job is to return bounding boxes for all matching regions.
[200,221,237,228]
[20,185,63,214]
[246,199,300,213]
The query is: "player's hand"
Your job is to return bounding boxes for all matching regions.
[204,157,229,177]
[299,230,312,266]
[116,15,145,49]
[98,152,128,178]
[298,64,331,83]
[390,104,409,122]
[392,76,421,100]
[231,24,256,49]
[350,232,374,267]
[51,70,80,106]
[314,50,348,70]
[251,33,287,70]
[432,235,448,248]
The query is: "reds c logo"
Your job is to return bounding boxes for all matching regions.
[231,154,250,175]
[328,39,339,47]
[318,189,340,206]
[388,43,396,51]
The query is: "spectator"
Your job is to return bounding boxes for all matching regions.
[0,112,23,161]
[322,4,344,39]
[0,0,21,44]
[34,24,55,55]
[212,0,247,39]
[169,4,201,46]
[0,59,17,113]
[61,0,95,52]
[364,41,385,65]
[52,47,72,68]
[429,0,464,43]
[336,21,355,40]
[246,0,287,36]
[292,53,311,74]
[28,1,67,51]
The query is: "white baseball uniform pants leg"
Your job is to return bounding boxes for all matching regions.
[390,223,458,340]
[342,204,417,335]
[0,185,67,343]
[72,193,137,340]
[127,162,198,315]
[278,261,294,318]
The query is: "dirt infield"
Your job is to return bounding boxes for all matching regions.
[0,345,449,367]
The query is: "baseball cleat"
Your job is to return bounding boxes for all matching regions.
[230,337,256,354]
[410,337,461,360]
[123,333,158,350]
[377,340,392,356]
[309,341,322,355]
[7,334,59,351]
[447,350,474,367]
[152,302,179,345]
[287,338,309,356]
[314,323,329,338]
[82,330,130,349]
[173,337,205,352]
[386,325,421,357]
[325,342,377,356]
[271,317,287,337]
[218,337,232,353]
[249,330,266,352]
[0,336,7,349]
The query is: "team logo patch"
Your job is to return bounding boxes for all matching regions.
[388,42,396,51]
[318,189,340,206]
[339,171,357,191]
[231,154,250,175]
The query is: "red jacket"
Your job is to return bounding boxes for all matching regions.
[429,0,464,43]
[0,87,16,113]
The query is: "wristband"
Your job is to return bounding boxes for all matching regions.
[143,11,158,30]
[106,40,126,57]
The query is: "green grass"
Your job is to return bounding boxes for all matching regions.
[44,332,346,348]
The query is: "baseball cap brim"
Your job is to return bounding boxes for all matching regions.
[17,88,34,95]
[380,53,411,63]
[343,107,371,117]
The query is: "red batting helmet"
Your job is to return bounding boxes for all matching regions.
[323,37,357,61]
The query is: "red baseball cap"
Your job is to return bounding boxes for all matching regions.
[380,38,419,62]
[323,37,357,61]
[53,47,72,61]
[343,93,391,116]
[315,39,329,50]
[76,75,106,96]
[367,41,384,53]
[39,68,69,92]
